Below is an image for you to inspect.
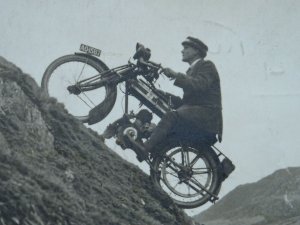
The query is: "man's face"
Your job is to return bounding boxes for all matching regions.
[181,45,199,62]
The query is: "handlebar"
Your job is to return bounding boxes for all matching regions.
[138,57,163,70]
[133,43,170,82]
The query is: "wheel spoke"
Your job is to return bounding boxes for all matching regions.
[190,155,200,167]
[180,145,191,167]
[165,170,179,178]
[73,82,97,108]
[181,148,185,165]
[165,182,179,195]
[77,58,88,81]
[183,180,204,196]
[189,177,217,199]
[173,181,180,190]
[81,91,96,107]
[190,177,206,190]
[166,161,180,173]
[184,147,190,167]
[166,156,184,170]
[75,95,93,109]
[192,168,210,175]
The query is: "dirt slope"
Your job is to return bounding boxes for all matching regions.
[0,56,197,225]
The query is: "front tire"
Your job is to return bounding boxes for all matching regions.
[41,54,117,124]
[151,141,222,209]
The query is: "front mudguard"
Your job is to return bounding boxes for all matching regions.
[74,52,118,125]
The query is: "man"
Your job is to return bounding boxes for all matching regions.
[131,36,223,160]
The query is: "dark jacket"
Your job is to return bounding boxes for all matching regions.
[173,59,223,140]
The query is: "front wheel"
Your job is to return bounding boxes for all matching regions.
[151,142,222,209]
[41,54,117,124]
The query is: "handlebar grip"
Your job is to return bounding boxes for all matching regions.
[139,58,163,70]
[148,60,162,68]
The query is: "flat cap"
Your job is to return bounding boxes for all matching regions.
[182,36,208,54]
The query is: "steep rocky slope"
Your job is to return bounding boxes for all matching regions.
[0,56,196,225]
[194,167,300,225]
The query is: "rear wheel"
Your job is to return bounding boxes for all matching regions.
[151,142,222,209]
[41,54,117,124]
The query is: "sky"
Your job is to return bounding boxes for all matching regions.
[1,0,300,216]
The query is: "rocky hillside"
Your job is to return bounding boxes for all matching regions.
[194,167,300,225]
[0,56,197,225]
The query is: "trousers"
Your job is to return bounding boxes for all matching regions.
[144,110,180,152]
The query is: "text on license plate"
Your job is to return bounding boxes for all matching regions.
[79,44,101,57]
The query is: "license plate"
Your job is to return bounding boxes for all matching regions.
[79,44,101,57]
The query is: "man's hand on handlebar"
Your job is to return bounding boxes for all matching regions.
[162,68,179,80]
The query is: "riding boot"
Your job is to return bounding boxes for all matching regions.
[124,134,149,162]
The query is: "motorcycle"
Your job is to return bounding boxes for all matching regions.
[41,43,235,209]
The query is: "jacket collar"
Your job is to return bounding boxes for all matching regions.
[189,58,202,70]
[186,58,203,75]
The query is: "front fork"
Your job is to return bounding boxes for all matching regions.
[67,75,116,95]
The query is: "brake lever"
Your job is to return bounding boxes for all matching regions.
[157,68,174,81]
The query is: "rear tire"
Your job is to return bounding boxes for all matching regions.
[41,54,117,124]
[151,141,222,209]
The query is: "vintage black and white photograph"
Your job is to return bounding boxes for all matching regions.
[1,1,299,224]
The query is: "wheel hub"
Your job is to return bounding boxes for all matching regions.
[178,167,193,183]
[67,84,82,95]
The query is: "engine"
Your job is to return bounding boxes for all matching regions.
[102,109,156,150]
